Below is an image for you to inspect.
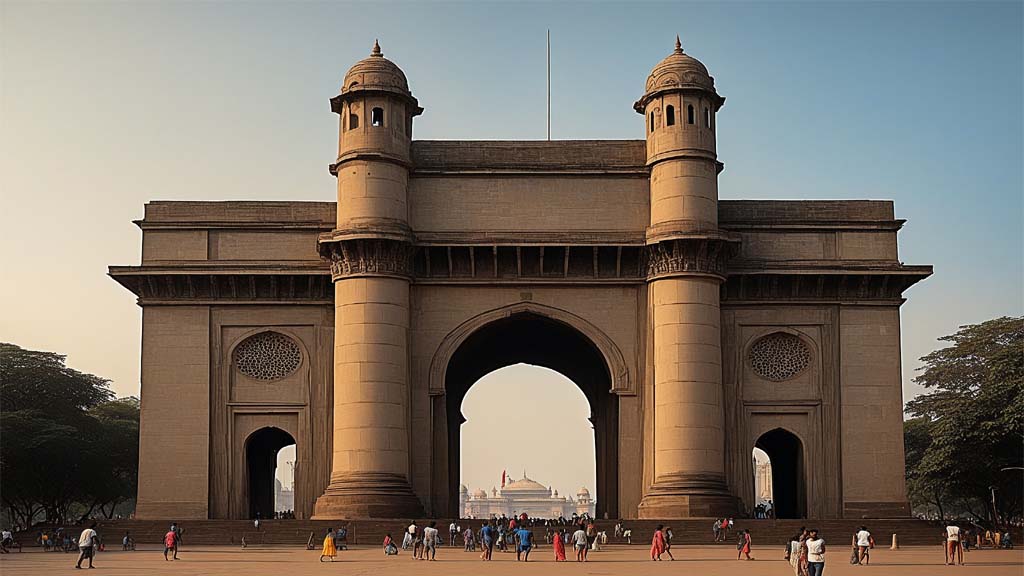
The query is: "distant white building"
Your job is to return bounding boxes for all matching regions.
[460,474,595,519]
[275,478,294,513]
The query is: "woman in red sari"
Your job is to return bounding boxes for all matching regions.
[650,525,666,561]
[553,529,566,561]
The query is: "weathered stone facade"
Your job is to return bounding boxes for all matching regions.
[110,40,930,521]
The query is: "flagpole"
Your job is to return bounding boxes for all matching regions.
[547,29,551,141]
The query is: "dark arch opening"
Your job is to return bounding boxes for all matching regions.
[444,311,618,518]
[666,105,675,126]
[245,427,295,520]
[755,428,806,519]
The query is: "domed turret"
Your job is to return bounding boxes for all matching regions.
[635,36,717,110]
[340,40,412,99]
[472,488,487,499]
[459,483,469,494]
[635,36,726,238]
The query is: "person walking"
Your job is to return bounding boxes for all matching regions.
[713,518,722,542]
[169,523,182,559]
[74,522,98,570]
[480,521,494,560]
[422,521,439,561]
[737,529,753,560]
[945,523,962,566]
[553,528,566,561]
[320,528,337,562]
[853,526,872,565]
[449,521,458,547]
[572,524,588,562]
[163,528,178,561]
[650,524,666,561]
[515,526,533,562]
[806,529,825,576]
[663,526,676,560]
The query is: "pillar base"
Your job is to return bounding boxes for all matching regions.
[313,473,424,519]
[638,474,738,518]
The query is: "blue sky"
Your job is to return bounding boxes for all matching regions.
[2,1,1021,494]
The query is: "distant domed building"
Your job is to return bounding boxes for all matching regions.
[463,473,595,519]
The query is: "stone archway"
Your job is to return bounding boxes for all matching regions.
[429,303,627,519]
[755,428,807,519]
[245,426,296,520]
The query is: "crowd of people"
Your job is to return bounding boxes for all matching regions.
[5,514,1017,569]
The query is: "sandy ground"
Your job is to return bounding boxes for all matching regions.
[1,544,1021,575]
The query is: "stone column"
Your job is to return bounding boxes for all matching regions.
[639,238,737,518]
[313,240,423,519]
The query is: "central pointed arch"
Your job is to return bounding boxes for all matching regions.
[429,302,629,518]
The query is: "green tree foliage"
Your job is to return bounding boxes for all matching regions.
[0,343,139,528]
[904,316,1024,523]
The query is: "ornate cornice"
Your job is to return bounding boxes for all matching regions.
[319,238,415,281]
[645,237,739,281]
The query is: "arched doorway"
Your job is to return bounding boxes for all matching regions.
[460,365,596,518]
[754,428,806,519]
[442,311,618,518]
[245,427,296,519]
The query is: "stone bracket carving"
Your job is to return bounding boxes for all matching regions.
[645,237,739,280]
[319,238,415,281]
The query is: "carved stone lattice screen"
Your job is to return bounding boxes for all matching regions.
[748,332,811,382]
[234,332,302,381]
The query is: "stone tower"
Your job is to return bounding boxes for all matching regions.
[313,41,425,518]
[636,37,739,518]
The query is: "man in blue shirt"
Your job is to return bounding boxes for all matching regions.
[480,521,495,561]
[515,527,534,562]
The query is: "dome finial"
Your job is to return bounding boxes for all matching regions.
[371,39,382,57]
[674,35,683,54]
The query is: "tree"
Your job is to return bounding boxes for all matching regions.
[904,316,1024,523]
[0,343,139,527]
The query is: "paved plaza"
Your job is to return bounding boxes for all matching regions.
[1,545,1021,575]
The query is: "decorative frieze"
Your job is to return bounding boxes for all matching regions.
[319,238,416,281]
[645,238,736,280]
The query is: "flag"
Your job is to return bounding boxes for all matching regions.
[501,470,506,488]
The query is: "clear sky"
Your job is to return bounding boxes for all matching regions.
[2,2,1021,496]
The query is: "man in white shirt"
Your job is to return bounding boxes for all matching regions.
[402,521,416,549]
[806,528,826,576]
[422,521,439,561]
[572,526,588,562]
[449,521,457,546]
[75,522,98,569]
[854,526,871,565]
[945,524,962,565]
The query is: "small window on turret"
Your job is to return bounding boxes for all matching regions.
[666,105,675,126]
[349,114,359,130]
[687,105,694,125]
[705,107,711,128]
[371,107,384,127]
[649,112,655,133]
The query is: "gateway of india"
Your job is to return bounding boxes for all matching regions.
[110,39,930,521]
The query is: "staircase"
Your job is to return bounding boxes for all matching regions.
[21,517,948,548]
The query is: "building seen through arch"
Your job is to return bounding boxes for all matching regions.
[111,38,931,520]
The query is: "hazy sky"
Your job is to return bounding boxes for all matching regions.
[2,2,1022,495]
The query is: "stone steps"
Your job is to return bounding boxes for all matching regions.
[21,518,949,548]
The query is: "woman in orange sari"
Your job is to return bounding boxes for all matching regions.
[553,529,566,561]
[650,525,666,560]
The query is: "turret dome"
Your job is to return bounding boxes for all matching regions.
[577,486,591,497]
[472,488,487,499]
[635,36,722,113]
[341,40,411,98]
[459,483,469,494]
